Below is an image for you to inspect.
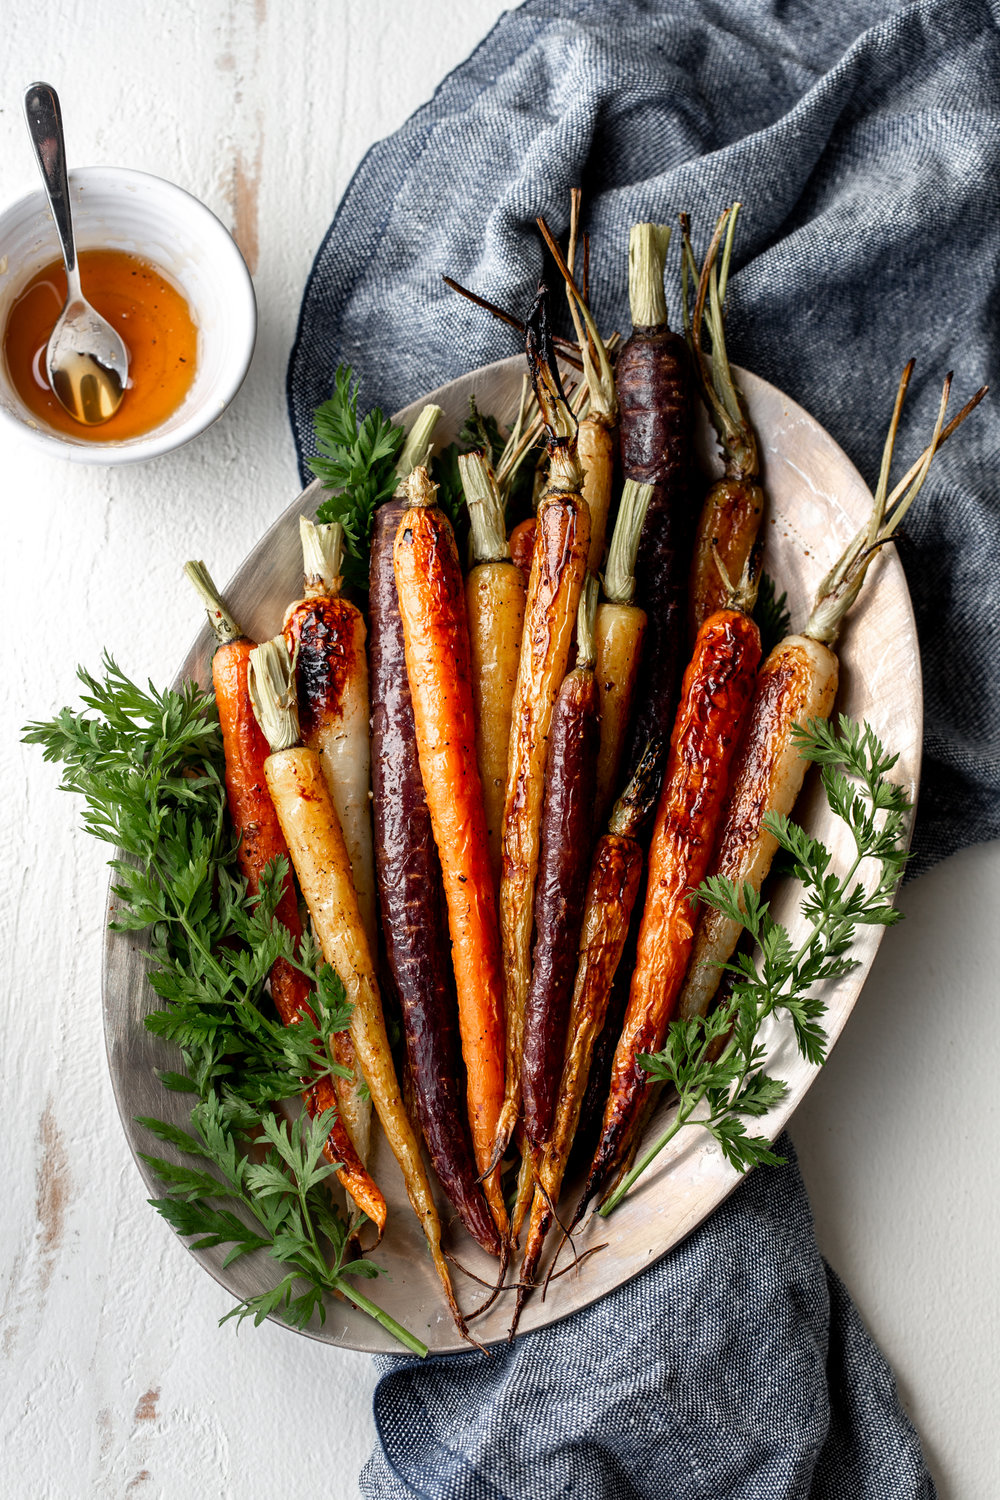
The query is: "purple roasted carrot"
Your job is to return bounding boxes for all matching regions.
[369,466,503,1259]
[521,575,600,1153]
[617,222,698,779]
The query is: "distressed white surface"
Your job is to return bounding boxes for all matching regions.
[0,2,997,1496]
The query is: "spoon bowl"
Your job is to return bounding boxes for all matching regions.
[46,296,128,424]
[23,82,129,425]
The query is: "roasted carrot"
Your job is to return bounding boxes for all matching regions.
[537,197,618,573]
[573,948,632,1167]
[461,450,527,890]
[513,745,661,1329]
[589,367,979,1220]
[184,562,385,1232]
[393,465,508,1235]
[679,364,966,1023]
[617,223,698,780]
[369,463,502,1258]
[284,517,376,946]
[281,518,374,1163]
[594,479,653,828]
[580,603,762,1206]
[509,517,536,586]
[247,637,465,1328]
[521,575,600,1152]
[577,418,616,575]
[493,288,591,1167]
[681,207,765,641]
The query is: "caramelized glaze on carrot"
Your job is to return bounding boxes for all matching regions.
[581,608,761,1201]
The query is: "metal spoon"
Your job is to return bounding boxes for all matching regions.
[22,82,129,425]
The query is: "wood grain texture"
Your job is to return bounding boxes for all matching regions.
[0,2,510,1495]
[2,4,998,1499]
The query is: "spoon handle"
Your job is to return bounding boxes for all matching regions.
[23,82,81,295]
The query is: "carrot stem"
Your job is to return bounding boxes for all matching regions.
[628,223,672,328]
[603,480,653,606]
[338,1282,428,1358]
[396,404,443,483]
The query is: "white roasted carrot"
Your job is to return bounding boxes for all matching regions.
[282,518,374,1163]
[284,518,375,945]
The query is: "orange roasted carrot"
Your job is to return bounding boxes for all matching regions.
[393,466,508,1235]
[679,365,974,1023]
[578,603,762,1210]
[681,207,765,643]
[184,562,385,1234]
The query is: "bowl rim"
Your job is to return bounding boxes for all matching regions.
[0,165,257,466]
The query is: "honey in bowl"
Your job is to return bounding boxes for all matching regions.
[3,248,197,440]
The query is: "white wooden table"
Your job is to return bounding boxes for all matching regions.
[2,3,997,1496]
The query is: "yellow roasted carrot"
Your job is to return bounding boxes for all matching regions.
[247,637,464,1332]
[460,450,526,889]
[593,479,653,828]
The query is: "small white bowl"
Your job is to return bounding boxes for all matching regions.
[0,166,256,464]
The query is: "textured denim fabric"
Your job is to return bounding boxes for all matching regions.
[287,0,1000,881]
[283,2,999,1492]
[358,1139,932,1499]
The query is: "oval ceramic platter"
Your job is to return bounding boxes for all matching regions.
[103,356,922,1354]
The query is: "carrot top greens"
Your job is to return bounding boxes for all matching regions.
[311,366,405,590]
[600,715,910,1214]
[431,396,515,535]
[310,368,520,582]
[752,573,791,657]
[23,657,427,1355]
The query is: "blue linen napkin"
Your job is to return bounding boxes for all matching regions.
[287,0,999,1492]
[360,1138,932,1500]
